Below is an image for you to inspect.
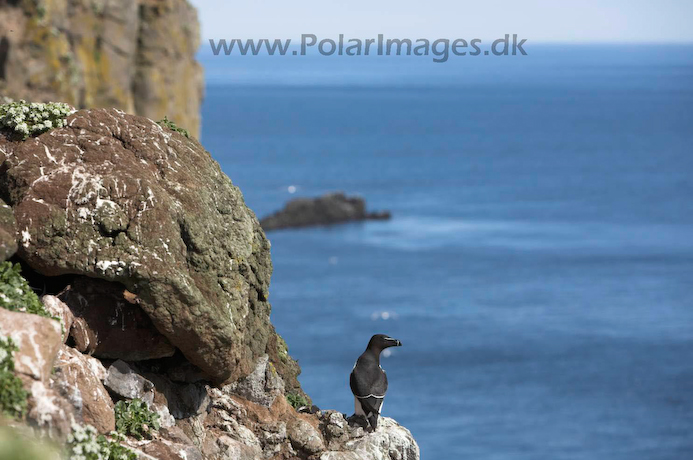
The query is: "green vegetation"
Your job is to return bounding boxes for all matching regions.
[286,392,310,410]
[66,424,137,460]
[114,399,160,440]
[0,336,28,419]
[0,100,75,139]
[0,262,54,320]
[277,335,289,363]
[157,116,190,138]
[36,4,46,20]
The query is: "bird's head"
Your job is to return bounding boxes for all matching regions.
[367,334,402,353]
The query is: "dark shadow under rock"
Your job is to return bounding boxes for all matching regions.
[142,371,210,420]
[59,277,176,361]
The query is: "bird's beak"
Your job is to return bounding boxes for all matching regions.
[389,338,402,347]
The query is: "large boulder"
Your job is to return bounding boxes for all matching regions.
[0,108,281,383]
[260,192,391,231]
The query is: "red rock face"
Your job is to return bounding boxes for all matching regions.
[0,308,62,382]
[52,346,115,434]
[41,295,74,343]
[0,108,277,383]
[0,308,75,439]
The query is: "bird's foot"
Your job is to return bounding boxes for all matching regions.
[346,414,370,430]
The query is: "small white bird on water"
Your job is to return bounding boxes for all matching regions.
[350,334,402,431]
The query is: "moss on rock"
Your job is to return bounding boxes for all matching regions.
[0,336,28,419]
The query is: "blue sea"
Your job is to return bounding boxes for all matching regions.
[197,45,693,460]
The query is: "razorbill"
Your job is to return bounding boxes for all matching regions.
[350,334,402,430]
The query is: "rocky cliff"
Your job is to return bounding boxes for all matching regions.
[0,107,420,459]
[0,0,203,137]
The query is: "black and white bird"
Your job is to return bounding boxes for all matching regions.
[350,334,402,431]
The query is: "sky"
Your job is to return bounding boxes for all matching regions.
[189,0,693,43]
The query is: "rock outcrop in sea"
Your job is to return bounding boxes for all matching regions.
[260,192,391,231]
[0,108,419,460]
[0,0,203,137]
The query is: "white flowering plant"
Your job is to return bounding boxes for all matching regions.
[0,100,76,140]
[66,424,137,460]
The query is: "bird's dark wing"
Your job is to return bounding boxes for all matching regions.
[350,360,388,400]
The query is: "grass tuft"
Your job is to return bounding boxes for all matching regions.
[157,116,190,138]
[286,392,310,410]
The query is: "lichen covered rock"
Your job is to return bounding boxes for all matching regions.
[0,108,291,384]
[226,355,285,408]
[336,417,420,460]
[159,386,419,460]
